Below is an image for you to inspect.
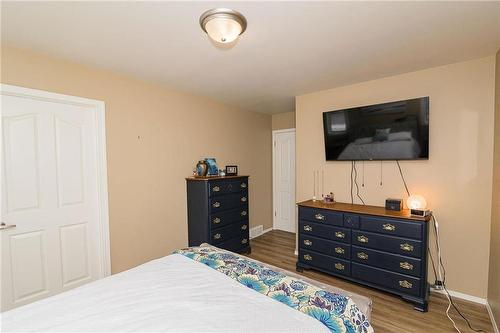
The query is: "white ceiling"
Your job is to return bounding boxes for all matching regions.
[2,1,500,114]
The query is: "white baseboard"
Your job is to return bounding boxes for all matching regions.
[249,225,272,239]
[430,288,487,305]
[487,302,500,333]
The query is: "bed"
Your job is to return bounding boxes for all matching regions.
[1,245,373,333]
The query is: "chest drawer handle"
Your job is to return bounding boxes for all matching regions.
[212,186,220,192]
[241,210,247,216]
[400,262,414,270]
[213,233,221,240]
[303,254,312,261]
[303,225,312,232]
[314,213,325,221]
[334,263,345,270]
[357,235,369,243]
[212,202,221,208]
[400,243,414,252]
[241,183,247,189]
[335,231,345,239]
[357,252,368,260]
[399,280,413,289]
[213,217,221,224]
[241,197,247,202]
[241,238,248,244]
[335,247,345,254]
[241,224,248,230]
[303,239,312,246]
[382,223,396,231]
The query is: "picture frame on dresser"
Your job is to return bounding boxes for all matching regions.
[186,176,250,254]
[296,200,430,312]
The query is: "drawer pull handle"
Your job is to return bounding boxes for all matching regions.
[212,186,220,192]
[334,263,345,270]
[213,217,221,224]
[400,243,414,252]
[399,280,413,289]
[241,197,247,202]
[335,231,345,239]
[335,247,345,254]
[303,239,312,246]
[241,210,247,216]
[212,202,221,208]
[214,233,221,240]
[241,183,247,188]
[357,235,369,243]
[304,225,312,232]
[241,238,248,244]
[315,213,325,221]
[241,224,248,230]
[382,223,396,231]
[400,262,414,270]
[357,252,368,260]
[303,254,312,261]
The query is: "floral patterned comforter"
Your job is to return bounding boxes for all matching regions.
[174,246,374,333]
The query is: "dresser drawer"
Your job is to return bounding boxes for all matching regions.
[209,191,248,213]
[211,221,248,244]
[210,207,248,229]
[299,234,350,260]
[299,221,350,243]
[352,246,422,277]
[352,263,421,297]
[217,235,250,252]
[360,216,422,239]
[299,207,343,226]
[352,230,422,258]
[209,179,248,196]
[299,249,350,277]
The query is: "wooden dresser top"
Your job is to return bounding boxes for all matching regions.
[297,199,431,222]
[185,175,249,181]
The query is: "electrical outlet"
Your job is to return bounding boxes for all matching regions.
[432,280,443,290]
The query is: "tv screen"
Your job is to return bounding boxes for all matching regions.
[323,97,429,161]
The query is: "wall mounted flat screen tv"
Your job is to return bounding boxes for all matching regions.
[323,97,429,161]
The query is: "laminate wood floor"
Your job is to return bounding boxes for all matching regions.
[247,230,495,333]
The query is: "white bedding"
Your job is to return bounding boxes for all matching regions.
[338,137,420,160]
[2,254,331,333]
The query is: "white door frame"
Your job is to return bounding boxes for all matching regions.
[1,84,111,277]
[272,128,296,231]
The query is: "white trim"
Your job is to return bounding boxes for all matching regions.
[249,225,273,239]
[430,288,487,305]
[487,302,500,333]
[1,84,111,278]
[272,128,296,232]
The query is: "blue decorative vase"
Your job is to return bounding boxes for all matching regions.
[196,160,208,177]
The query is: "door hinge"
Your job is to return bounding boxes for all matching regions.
[274,141,276,147]
[274,211,277,217]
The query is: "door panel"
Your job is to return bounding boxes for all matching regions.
[1,87,107,311]
[273,130,296,233]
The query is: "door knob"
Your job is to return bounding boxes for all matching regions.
[0,222,16,230]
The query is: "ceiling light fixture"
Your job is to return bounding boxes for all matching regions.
[199,8,247,44]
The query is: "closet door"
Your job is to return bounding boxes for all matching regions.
[1,86,110,311]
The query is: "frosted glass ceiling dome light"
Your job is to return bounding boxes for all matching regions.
[200,8,247,44]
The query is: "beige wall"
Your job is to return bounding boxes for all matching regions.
[296,57,496,298]
[1,46,273,274]
[488,50,500,326]
[272,111,295,130]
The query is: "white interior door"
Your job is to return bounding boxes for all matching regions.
[273,129,296,233]
[1,85,110,311]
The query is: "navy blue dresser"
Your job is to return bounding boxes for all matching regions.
[186,176,250,254]
[296,200,430,311]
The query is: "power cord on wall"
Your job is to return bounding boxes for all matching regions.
[350,161,366,205]
[397,161,486,333]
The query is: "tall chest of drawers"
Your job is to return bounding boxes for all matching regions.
[186,176,250,254]
[296,200,430,311]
